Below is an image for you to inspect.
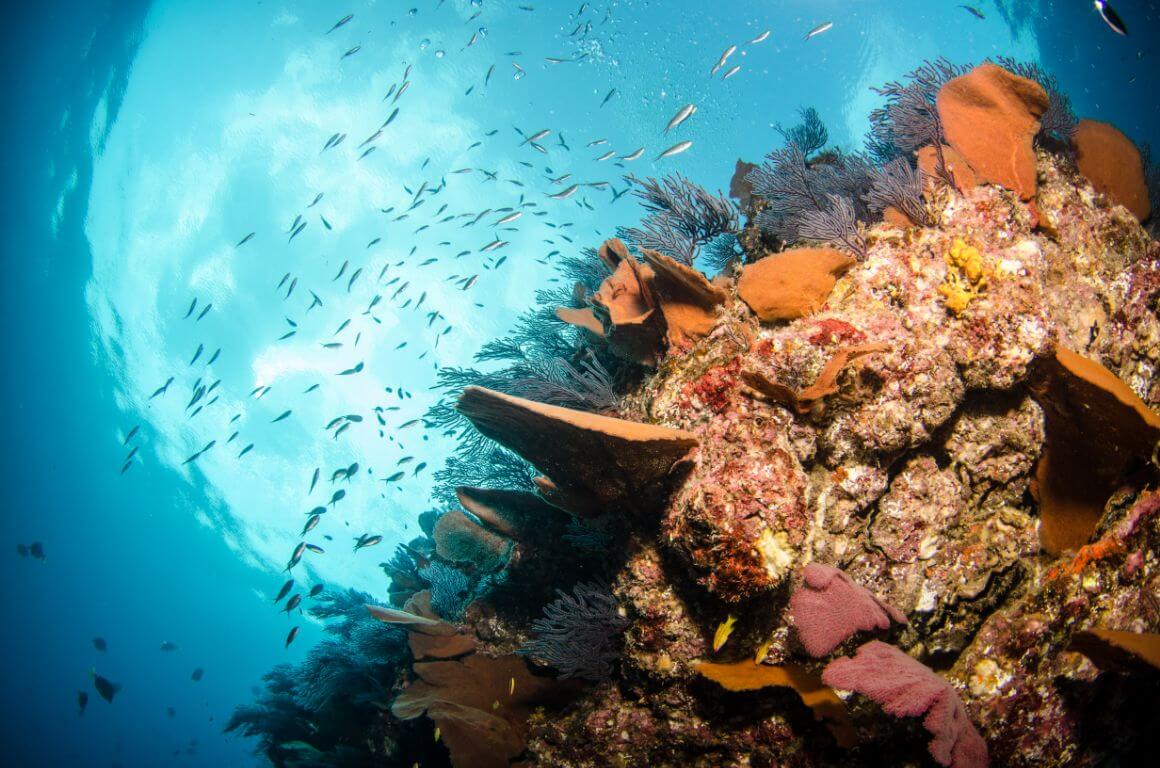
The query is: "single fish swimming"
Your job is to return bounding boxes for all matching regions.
[664,103,696,133]
[804,21,833,40]
[1093,1,1128,35]
[656,140,693,160]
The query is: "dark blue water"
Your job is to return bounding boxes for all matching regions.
[1,1,1156,766]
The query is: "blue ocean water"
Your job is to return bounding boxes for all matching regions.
[0,1,1155,766]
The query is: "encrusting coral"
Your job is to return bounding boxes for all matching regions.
[231,58,1160,768]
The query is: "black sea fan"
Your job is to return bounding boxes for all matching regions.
[796,194,867,259]
[520,581,629,681]
[702,232,744,274]
[618,173,739,265]
[866,57,966,183]
[430,444,535,509]
[865,157,935,226]
[510,355,618,412]
[418,561,471,619]
[227,590,408,767]
[776,106,829,159]
[747,143,873,258]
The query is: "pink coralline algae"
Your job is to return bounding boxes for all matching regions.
[789,563,907,657]
[823,641,989,768]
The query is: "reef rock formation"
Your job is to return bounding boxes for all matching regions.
[937,62,1048,199]
[256,60,1160,768]
[1072,119,1151,222]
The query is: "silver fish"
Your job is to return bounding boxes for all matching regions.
[723,65,741,79]
[805,21,833,40]
[548,184,580,199]
[595,150,615,161]
[619,147,644,161]
[655,140,693,160]
[749,30,770,44]
[710,44,736,76]
[664,103,696,133]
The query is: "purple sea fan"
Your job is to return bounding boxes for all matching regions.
[789,563,907,657]
[822,641,989,768]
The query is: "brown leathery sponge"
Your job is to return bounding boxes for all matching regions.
[392,651,581,768]
[1029,346,1160,554]
[736,247,855,322]
[937,62,1048,200]
[456,386,698,516]
[1072,119,1151,223]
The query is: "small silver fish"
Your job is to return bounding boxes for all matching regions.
[749,30,770,44]
[723,65,741,79]
[619,147,644,161]
[664,104,696,133]
[655,140,693,160]
[710,44,736,76]
[805,21,833,40]
[549,184,580,199]
[595,150,615,161]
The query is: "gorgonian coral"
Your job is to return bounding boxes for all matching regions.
[618,173,739,266]
[866,57,966,182]
[776,106,829,159]
[865,157,936,226]
[520,581,629,681]
[747,143,874,258]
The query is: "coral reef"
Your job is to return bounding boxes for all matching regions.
[230,59,1160,768]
